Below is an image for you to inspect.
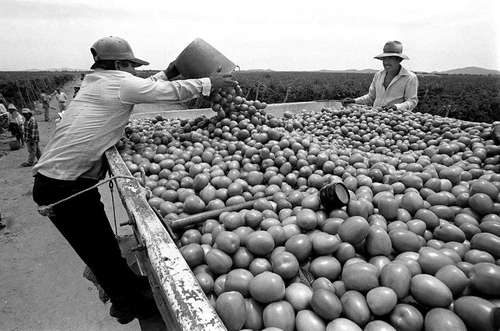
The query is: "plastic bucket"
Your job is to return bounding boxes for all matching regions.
[175,38,237,79]
[319,182,350,211]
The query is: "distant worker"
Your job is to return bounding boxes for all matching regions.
[343,41,418,111]
[0,94,9,132]
[7,104,25,147]
[50,88,69,112]
[31,36,236,324]
[21,108,42,167]
[40,92,51,121]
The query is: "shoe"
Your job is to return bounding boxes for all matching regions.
[21,162,34,167]
[109,296,160,324]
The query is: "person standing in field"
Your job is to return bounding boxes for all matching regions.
[7,104,25,147]
[21,108,42,167]
[40,92,51,121]
[0,95,9,133]
[343,40,418,111]
[31,36,236,325]
[50,88,69,112]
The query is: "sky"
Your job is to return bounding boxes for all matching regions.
[0,0,499,72]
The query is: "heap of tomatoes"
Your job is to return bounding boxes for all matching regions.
[118,85,500,331]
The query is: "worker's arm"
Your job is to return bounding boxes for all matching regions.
[354,72,378,106]
[119,75,211,104]
[394,74,419,111]
[148,62,180,82]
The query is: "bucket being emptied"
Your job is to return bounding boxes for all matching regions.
[319,182,350,211]
[174,38,237,79]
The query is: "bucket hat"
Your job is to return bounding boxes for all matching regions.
[374,41,409,60]
[8,104,17,110]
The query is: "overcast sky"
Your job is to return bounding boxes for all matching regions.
[0,0,498,72]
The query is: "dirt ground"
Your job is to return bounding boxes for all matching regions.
[0,81,185,331]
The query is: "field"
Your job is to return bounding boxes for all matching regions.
[233,71,500,123]
[0,71,76,109]
[2,70,495,123]
[139,70,500,123]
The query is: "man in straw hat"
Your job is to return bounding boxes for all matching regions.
[343,40,418,111]
[31,36,236,325]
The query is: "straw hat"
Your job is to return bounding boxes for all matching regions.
[21,108,33,114]
[7,104,17,111]
[374,41,409,60]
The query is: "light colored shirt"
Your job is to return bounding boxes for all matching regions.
[54,91,68,103]
[34,70,211,180]
[355,66,418,111]
[8,111,25,126]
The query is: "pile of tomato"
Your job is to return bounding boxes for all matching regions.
[117,85,500,331]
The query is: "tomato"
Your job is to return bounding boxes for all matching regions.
[262,301,295,331]
[342,262,379,292]
[390,303,424,331]
[366,287,398,316]
[296,310,326,331]
[410,274,453,308]
[310,288,343,321]
[224,268,253,296]
[271,251,299,280]
[340,290,371,327]
[215,231,240,254]
[215,291,246,331]
[179,243,204,268]
[285,282,313,311]
[424,308,467,331]
[249,271,285,303]
[246,230,275,256]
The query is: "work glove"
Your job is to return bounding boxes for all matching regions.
[209,73,237,91]
[164,61,180,80]
[342,98,355,106]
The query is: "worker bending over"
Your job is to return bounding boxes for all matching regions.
[32,36,236,324]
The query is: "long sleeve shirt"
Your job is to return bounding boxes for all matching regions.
[24,117,39,143]
[33,70,211,180]
[355,66,418,111]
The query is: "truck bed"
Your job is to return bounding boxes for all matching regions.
[104,100,341,331]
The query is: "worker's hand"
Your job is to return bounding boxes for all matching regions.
[164,61,180,80]
[382,104,397,111]
[209,73,237,90]
[342,98,355,106]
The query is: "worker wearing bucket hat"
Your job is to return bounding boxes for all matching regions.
[31,36,237,325]
[343,41,418,111]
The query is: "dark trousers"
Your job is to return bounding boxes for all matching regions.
[26,141,42,164]
[33,174,142,304]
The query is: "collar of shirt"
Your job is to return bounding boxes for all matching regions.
[382,66,410,78]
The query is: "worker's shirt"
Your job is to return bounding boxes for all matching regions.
[33,70,211,180]
[55,92,68,103]
[8,111,24,126]
[24,117,39,143]
[355,66,418,111]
